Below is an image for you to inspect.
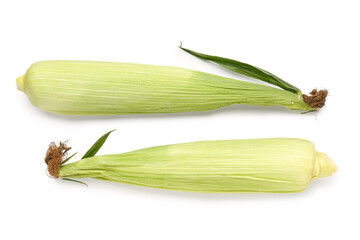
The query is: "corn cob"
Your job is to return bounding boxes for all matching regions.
[17,58,326,115]
[46,132,337,193]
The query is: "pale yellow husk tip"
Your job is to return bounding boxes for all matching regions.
[315,151,338,178]
[16,75,25,92]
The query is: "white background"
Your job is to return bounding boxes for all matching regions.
[1,0,359,239]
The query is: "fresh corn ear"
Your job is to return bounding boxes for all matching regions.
[46,131,337,193]
[17,59,326,115]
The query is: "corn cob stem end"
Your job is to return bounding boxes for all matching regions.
[45,142,71,178]
[302,89,328,109]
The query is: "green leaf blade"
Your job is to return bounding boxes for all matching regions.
[62,152,78,165]
[179,45,301,94]
[62,177,88,186]
[82,130,115,159]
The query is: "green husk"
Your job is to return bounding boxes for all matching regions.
[47,132,337,193]
[179,45,301,94]
[17,60,322,115]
